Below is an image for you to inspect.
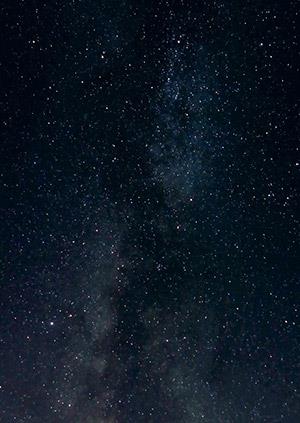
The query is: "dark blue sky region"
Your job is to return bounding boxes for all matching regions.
[0,1,299,422]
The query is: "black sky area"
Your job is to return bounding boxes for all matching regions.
[0,1,299,422]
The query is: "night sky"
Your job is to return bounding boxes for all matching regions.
[1,1,299,422]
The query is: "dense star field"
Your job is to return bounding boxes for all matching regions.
[0,1,299,422]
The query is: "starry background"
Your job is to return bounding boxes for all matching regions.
[0,1,299,422]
